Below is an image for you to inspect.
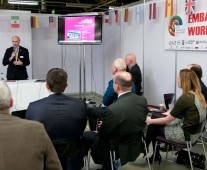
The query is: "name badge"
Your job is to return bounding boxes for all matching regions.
[20,56,24,58]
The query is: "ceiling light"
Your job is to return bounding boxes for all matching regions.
[8,0,38,5]
[66,3,92,8]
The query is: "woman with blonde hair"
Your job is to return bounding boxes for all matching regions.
[145,69,206,163]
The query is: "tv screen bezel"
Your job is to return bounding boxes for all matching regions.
[58,14,103,45]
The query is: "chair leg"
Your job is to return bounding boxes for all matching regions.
[142,138,151,170]
[186,141,194,170]
[200,137,207,160]
[85,149,91,170]
[152,141,159,169]
[166,145,169,161]
[109,151,114,170]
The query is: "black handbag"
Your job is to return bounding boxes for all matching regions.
[175,150,206,169]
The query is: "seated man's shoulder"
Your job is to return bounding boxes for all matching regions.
[19,118,44,128]
[67,96,86,104]
[14,118,46,134]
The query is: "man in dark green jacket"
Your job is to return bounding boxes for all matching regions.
[83,71,148,170]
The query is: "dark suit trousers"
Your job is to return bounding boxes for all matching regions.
[82,131,111,169]
[88,107,106,131]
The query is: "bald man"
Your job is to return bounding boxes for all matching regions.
[83,71,148,169]
[88,58,136,131]
[2,35,30,80]
[125,53,142,95]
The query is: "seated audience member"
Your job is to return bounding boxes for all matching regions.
[187,63,207,102]
[0,81,62,170]
[83,71,148,170]
[125,53,142,95]
[25,68,87,170]
[145,69,206,164]
[88,58,136,131]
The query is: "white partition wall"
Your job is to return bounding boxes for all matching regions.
[32,14,92,94]
[91,12,122,95]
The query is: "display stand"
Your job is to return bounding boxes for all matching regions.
[61,45,88,101]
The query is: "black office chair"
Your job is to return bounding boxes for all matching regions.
[148,93,174,112]
[85,131,151,170]
[164,93,174,110]
[153,121,207,170]
[52,117,87,170]
[109,131,151,170]
[53,140,81,170]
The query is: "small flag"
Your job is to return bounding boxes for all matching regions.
[185,0,195,15]
[135,6,143,23]
[165,0,173,17]
[11,16,20,28]
[149,3,156,20]
[115,10,118,23]
[31,16,39,28]
[124,8,129,22]
[105,11,109,23]
[49,16,56,28]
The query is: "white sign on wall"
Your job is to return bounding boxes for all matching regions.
[165,12,207,51]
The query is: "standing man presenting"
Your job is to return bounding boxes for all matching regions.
[2,35,30,80]
[125,53,142,95]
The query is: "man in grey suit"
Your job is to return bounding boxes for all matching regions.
[83,71,148,170]
[0,81,62,170]
[26,68,87,170]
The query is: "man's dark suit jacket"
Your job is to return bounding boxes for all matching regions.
[2,46,30,80]
[25,93,87,143]
[200,80,207,102]
[127,64,142,95]
[99,92,148,165]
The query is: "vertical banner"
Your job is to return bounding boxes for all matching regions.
[149,3,156,20]
[49,16,56,28]
[165,0,174,17]
[11,16,20,28]
[185,0,196,15]
[105,11,109,23]
[31,16,39,28]
[115,10,119,23]
[124,8,129,22]
[135,6,143,23]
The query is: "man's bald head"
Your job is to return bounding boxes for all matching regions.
[114,71,133,92]
[125,53,137,68]
[12,35,20,48]
[0,81,12,111]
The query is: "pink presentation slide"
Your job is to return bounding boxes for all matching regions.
[64,16,95,41]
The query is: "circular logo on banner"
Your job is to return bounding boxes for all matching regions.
[168,15,183,36]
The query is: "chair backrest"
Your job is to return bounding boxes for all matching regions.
[164,93,174,109]
[51,117,87,143]
[182,121,206,141]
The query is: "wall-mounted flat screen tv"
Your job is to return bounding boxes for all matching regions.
[58,15,102,45]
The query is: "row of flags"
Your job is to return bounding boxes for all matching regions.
[30,16,56,28]
[104,0,196,23]
[10,0,196,28]
[10,16,56,29]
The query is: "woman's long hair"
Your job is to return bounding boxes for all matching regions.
[180,69,206,108]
